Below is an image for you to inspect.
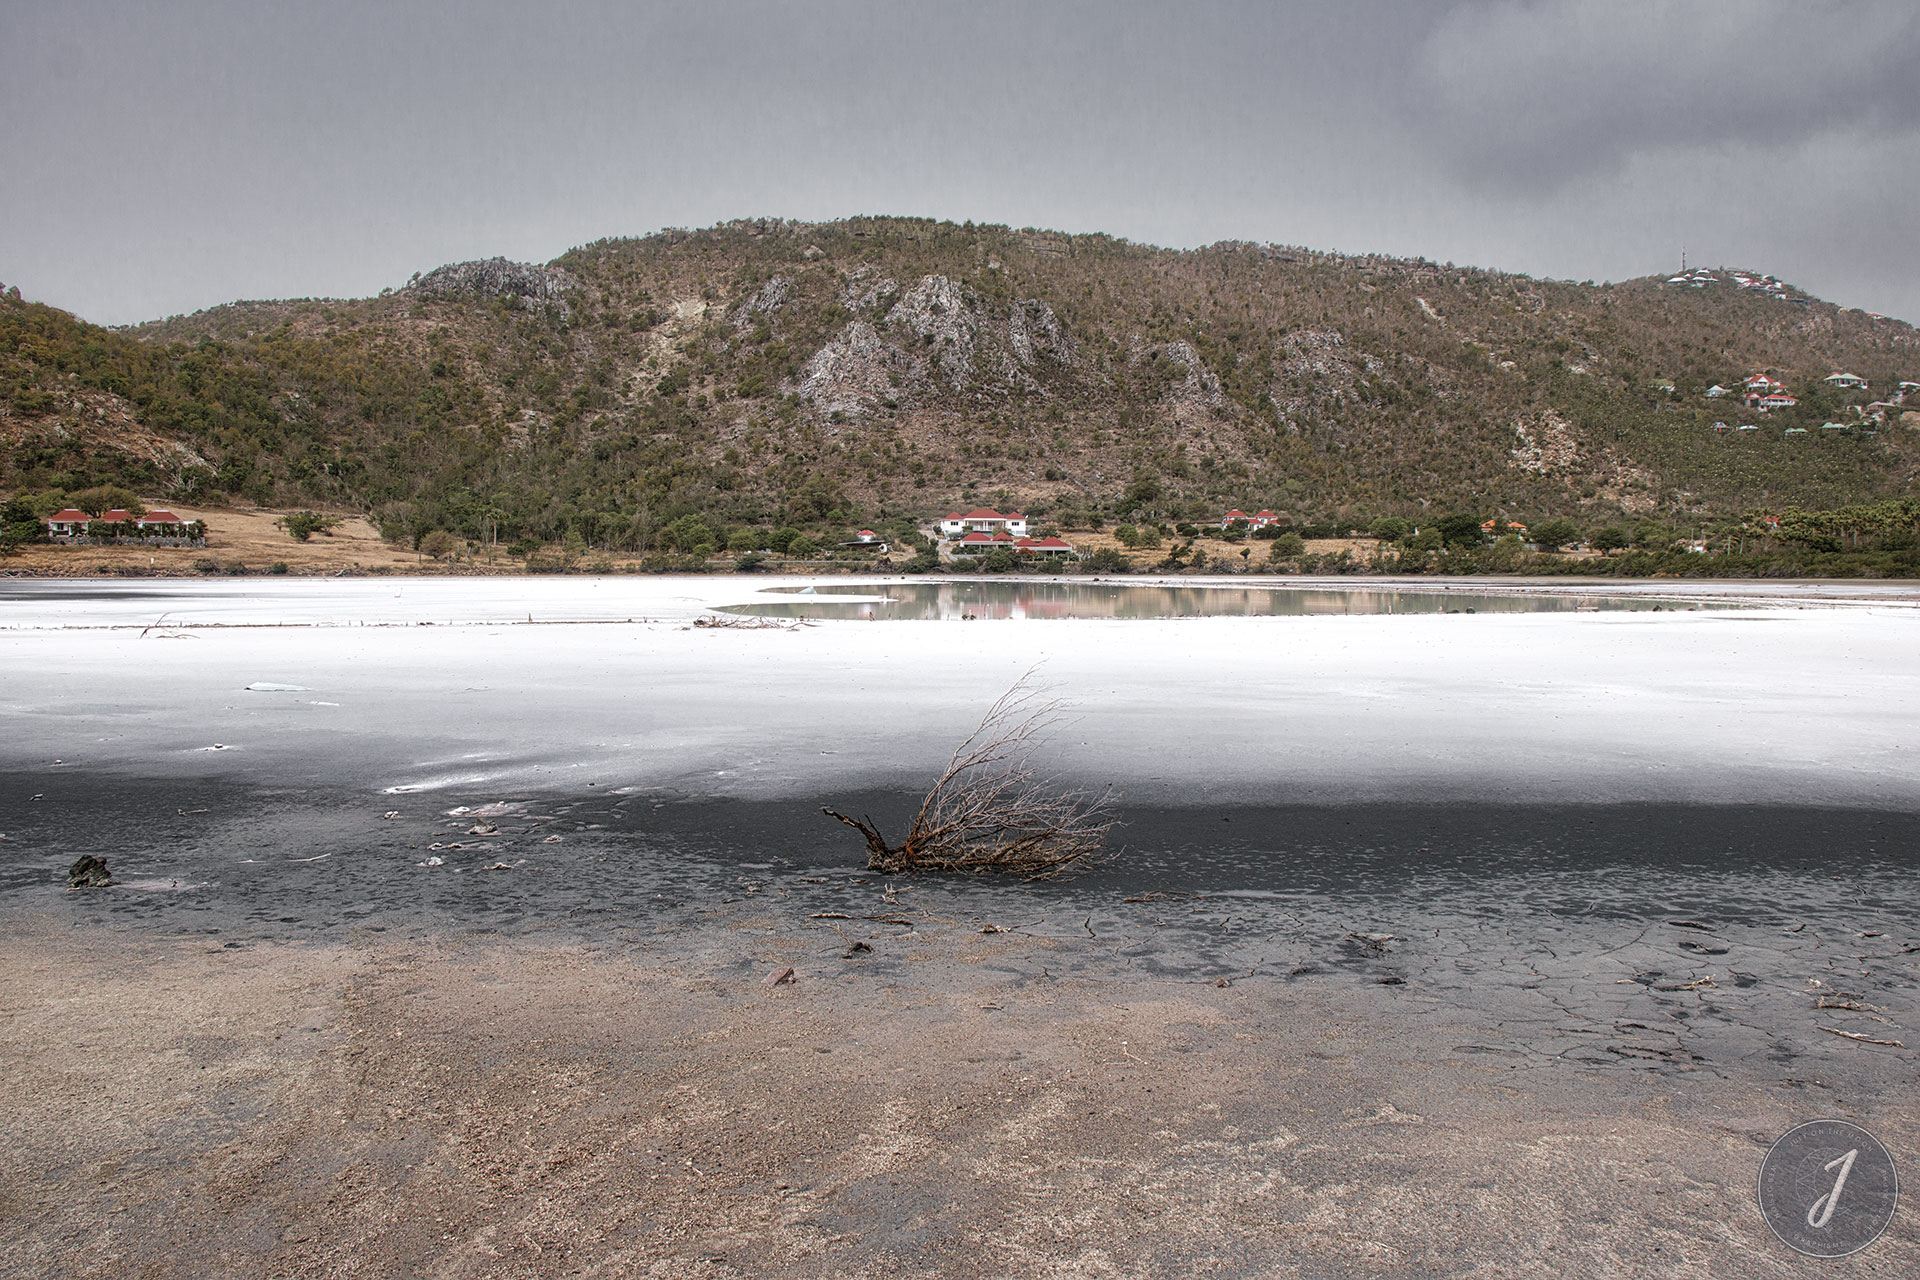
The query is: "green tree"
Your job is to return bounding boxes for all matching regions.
[1435,513,1484,546]
[1369,516,1412,542]
[1590,527,1631,554]
[1531,518,1579,551]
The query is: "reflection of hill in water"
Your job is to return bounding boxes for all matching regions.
[736,582,1723,621]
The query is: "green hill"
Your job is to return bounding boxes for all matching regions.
[5,217,1918,553]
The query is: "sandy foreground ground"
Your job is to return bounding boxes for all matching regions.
[4,909,1914,1280]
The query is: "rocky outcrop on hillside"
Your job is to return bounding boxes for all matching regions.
[407,258,577,307]
[1160,341,1223,407]
[796,321,913,417]
[795,275,1075,414]
[883,276,988,391]
[1509,412,1584,475]
[1008,299,1072,368]
[733,277,790,328]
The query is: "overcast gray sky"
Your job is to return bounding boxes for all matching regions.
[4,0,1917,326]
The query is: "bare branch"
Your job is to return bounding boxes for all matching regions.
[822,669,1116,878]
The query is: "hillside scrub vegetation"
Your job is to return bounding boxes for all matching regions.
[3,220,1919,571]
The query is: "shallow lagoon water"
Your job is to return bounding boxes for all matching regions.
[728,580,1739,621]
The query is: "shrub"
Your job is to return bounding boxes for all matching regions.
[282,511,341,542]
[267,561,289,575]
[1269,530,1306,559]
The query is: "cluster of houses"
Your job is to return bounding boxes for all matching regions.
[1219,509,1284,530]
[1664,269,1797,301]
[44,507,202,541]
[936,508,1076,558]
[1702,370,1918,434]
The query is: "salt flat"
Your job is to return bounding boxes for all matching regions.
[2,575,1917,807]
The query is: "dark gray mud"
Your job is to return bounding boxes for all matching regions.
[5,771,1915,1091]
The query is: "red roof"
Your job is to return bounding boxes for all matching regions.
[47,509,91,523]
[1253,510,1278,519]
[961,508,1009,520]
[1223,509,1250,520]
[99,509,133,523]
[958,530,1015,545]
[141,510,183,523]
[1017,536,1073,550]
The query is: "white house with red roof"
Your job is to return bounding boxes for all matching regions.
[97,508,135,526]
[46,508,92,537]
[1756,394,1798,412]
[1743,373,1784,394]
[938,508,1029,538]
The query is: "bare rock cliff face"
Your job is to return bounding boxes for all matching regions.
[407,258,578,307]
[796,321,914,418]
[795,274,1075,416]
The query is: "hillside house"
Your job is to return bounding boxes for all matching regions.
[938,509,1029,538]
[139,510,186,530]
[1824,372,1868,389]
[97,508,135,526]
[1736,423,1758,431]
[45,509,91,537]
[1250,510,1280,529]
[1220,509,1252,529]
[1705,384,1730,398]
[951,530,1076,559]
[841,529,889,552]
[1743,374,1783,393]
[1481,519,1529,537]
[1783,427,1809,436]
[1756,394,1798,412]
[1711,421,1731,432]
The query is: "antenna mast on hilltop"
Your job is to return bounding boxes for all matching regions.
[1681,245,1687,273]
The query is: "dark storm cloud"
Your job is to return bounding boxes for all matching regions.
[1,1,1917,324]
[1409,0,1920,185]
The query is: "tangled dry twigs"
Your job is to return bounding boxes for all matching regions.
[822,672,1115,878]
[692,613,811,630]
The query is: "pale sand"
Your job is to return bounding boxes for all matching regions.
[3,913,1914,1280]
